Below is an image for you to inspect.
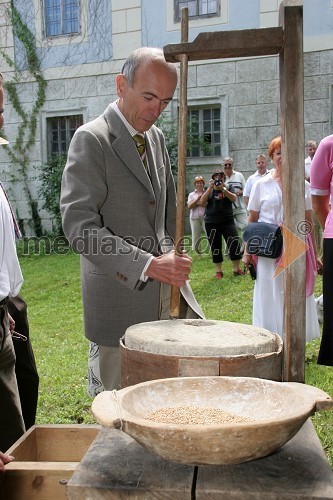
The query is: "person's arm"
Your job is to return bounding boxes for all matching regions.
[311,194,330,230]
[187,192,201,210]
[305,209,322,273]
[242,210,259,267]
[243,177,252,206]
[200,181,213,204]
[223,184,237,202]
[310,136,333,230]
[247,210,259,224]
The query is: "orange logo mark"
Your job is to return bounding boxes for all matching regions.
[273,224,309,278]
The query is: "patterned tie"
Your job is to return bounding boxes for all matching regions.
[0,182,22,239]
[133,134,147,167]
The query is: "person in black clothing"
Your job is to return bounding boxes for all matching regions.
[7,296,39,430]
[200,169,245,279]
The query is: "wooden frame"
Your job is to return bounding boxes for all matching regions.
[164,0,305,382]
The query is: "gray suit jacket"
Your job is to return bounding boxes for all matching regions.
[61,104,204,347]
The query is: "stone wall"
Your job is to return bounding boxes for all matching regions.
[0,49,332,234]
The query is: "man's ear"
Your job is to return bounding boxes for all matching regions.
[116,74,127,97]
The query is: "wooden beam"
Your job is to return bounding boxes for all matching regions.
[279,1,305,382]
[170,8,189,318]
[164,27,283,62]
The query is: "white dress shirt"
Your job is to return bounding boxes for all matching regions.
[0,187,23,300]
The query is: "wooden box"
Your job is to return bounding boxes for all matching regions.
[1,424,100,500]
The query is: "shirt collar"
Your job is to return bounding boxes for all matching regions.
[112,101,144,139]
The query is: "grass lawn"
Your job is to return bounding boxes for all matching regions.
[18,247,333,467]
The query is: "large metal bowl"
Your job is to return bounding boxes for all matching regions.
[92,376,332,465]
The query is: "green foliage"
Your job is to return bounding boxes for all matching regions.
[18,250,332,467]
[2,2,47,236]
[156,115,179,175]
[38,155,67,235]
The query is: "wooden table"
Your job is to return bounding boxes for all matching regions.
[67,419,333,499]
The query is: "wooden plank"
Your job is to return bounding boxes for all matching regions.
[2,464,76,500]
[5,425,37,461]
[279,1,305,381]
[5,425,100,462]
[164,27,283,62]
[67,428,194,499]
[219,351,282,381]
[195,419,333,499]
[35,425,100,461]
[170,7,189,318]
[120,338,181,387]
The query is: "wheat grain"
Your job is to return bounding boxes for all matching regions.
[145,405,254,425]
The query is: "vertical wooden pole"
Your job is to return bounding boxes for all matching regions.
[170,8,189,318]
[279,0,305,382]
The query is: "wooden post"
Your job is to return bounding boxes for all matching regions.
[164,1,306,380]
[170,8,189,319]
[279,0,305,382]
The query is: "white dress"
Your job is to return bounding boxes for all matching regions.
[248,173,320,343]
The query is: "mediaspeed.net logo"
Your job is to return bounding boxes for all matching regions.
[273,221,312,279]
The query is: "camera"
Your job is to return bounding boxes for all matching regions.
[214,180,222,186]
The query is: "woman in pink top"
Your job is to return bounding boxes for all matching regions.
[187,176,207,257]
[310,134,333,366]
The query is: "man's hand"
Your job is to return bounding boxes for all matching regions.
[0,451,14,472]
[145,251,192,287]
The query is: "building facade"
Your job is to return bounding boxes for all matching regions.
[0,0,332,234]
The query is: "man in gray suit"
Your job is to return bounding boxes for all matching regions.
[61,47,204,394]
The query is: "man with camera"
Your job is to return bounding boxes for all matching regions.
[200,169,245,278]
[223,157,247,232]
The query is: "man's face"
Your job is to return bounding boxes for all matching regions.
[223,161,233,177]
[0,87,4,130]
[256,158,268,175]
[116,60,177,132]
[306,145,317,159]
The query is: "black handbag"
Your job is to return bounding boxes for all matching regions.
[243,222,283,259]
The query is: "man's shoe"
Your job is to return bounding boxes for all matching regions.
[215,271,223,279]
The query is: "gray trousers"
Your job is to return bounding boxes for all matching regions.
[0,304,25,451]
[87,284,198,396]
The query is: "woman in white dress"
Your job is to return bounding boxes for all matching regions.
[243,136,321,343]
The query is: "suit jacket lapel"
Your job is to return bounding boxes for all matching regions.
[145,131,161,199]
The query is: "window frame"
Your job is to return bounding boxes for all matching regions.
[174,0,220,22]
[187,106,222,158]
[170,94,228,167]
[167,0,227,32]
[40,107,88,163]
[43,0,80,38]
[46,114,83,157]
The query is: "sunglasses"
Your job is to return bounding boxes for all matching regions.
[224,163,232,167]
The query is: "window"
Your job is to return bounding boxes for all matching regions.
[175,0,219,21]
[187,107,221,157]
[44,0,79,37]
[47,115,83,156]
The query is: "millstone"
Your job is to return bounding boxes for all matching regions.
[124,319,278,357]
